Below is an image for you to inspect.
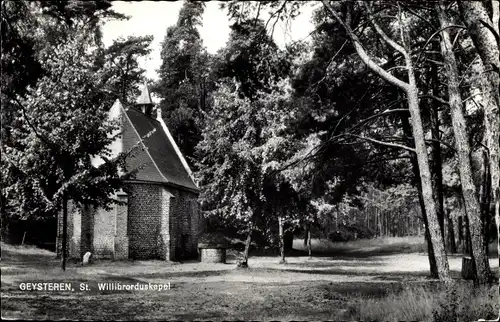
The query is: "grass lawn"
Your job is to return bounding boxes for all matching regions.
[1,237,498,321]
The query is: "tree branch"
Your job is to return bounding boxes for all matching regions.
[263,1,288,39]
[364,155,412,164]
[363,1,408,57]
[425,138,456,153]
[9,95,57,150]
[420,94,450,105]
[349,134,416,153]
[399,1,437,30]
[425,58,444,66]
[415,24,467,66]
[321,0,409,90]
[349,107,409,134]
[254,1,262,27]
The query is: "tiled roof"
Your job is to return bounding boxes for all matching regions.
[121,104,199,192]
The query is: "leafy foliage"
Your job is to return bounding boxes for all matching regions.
[100,35,154,104]
[1,1,130,222]
[155,0,212,166]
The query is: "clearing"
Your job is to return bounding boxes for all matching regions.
[1,237,498,320]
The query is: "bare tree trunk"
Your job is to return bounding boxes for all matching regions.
[446,210,457,254]
[61,195,68,271]
[458,215,463,248]
[464,212,473,257]
[21,230,26,246]
[278,216,286,264]
[429,58,446,242]
[459,0,500,301]
[406,56,450,281]
[307,226,312,259]
[401,110,439,278]
[377,208,382,237]
[303,223,309,247]
[479,148,492,255]
[438,2,491,284]
[381,212,385,237]
[239,226,252,268]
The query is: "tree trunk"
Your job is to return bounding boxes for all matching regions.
[61,195,68,271]
[459,0,500,301]
[238,227,252,268]
[429,56,446,242]
[304,223,309,247]
[438,2,491,284]
[284,228,294,252]
[406,56,450,281]
[458,215,463,247]
[21,230,26,246]
[446,210,457,254]
[307,227,312,258]
[278,216,286,264]
[479,148,492,255]
[401,110,439,278]
[377,208,382,237]
[462,202,473,256]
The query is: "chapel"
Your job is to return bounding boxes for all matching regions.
[56,83,201,261]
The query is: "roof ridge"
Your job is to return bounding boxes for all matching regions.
[123,103,160,122]
[156,116,199,189]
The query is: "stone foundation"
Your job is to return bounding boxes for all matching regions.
[199,244,226,263]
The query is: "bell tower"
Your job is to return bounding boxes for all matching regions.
[136,81,154,116]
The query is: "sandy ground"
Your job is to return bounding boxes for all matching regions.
[1,239,498,320]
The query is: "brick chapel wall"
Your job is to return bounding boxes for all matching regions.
[168,188,200,260]
[58,194,128,260]
[80,205,94,258]
[56,184,201,261]
[158,187,172,260]
[57,202,95,260]
[92,206,115,259]
[127,183,163,259]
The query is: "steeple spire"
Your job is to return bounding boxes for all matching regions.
[136,81,154,116]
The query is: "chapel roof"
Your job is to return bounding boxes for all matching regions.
[112,85,198,193]
[123,106,198,192]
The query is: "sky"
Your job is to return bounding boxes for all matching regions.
[101,1,319,81]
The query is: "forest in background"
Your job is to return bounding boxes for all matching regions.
[1,0,499,292]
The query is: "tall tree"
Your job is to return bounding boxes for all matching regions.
[2,1,129,270]
[196,78,294,267]
[437,1,491,284]
[156,0,211,165]
[458,0,500,311]
[319,0,450,281]
[196,16,296,266]
[101,35,153,104]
